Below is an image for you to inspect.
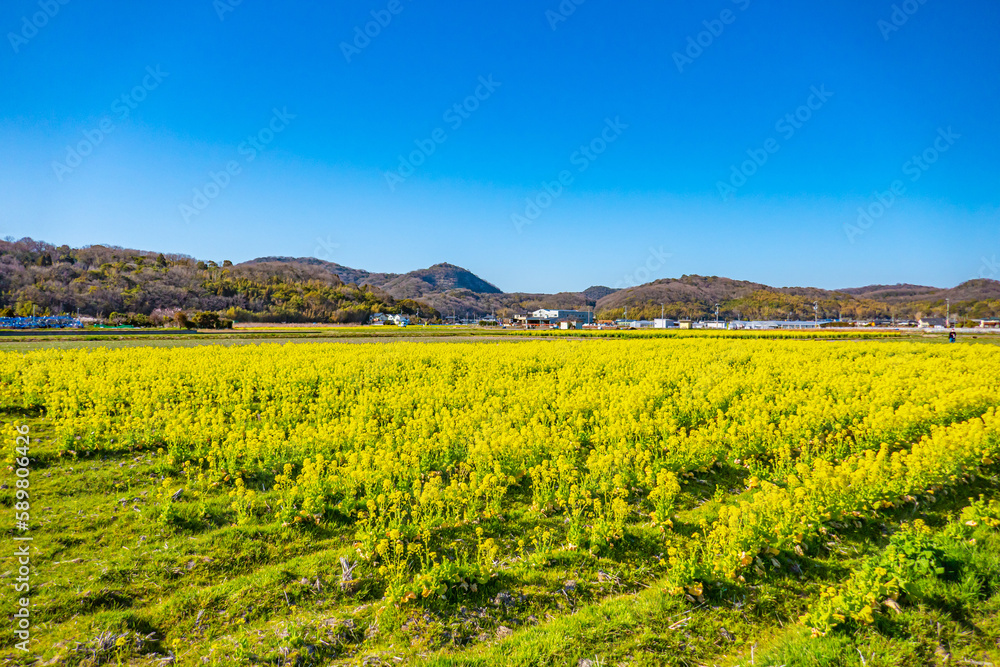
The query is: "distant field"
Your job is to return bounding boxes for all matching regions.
[3,323,1000,353]
[2,337,999,665]
[0,325,931,353]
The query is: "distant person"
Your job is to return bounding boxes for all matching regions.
[949,328,957,343]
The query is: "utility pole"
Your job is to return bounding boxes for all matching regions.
[946,297,951,326]
[661,304,664,320]
[813,301,818,325]
[715,303,720,323]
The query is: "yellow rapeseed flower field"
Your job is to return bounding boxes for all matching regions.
[3,336,1000,662]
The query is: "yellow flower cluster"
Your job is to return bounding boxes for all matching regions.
[699,405,1000,581]
[801,522,941,635]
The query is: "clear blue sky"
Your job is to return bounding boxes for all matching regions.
[2,0,998,292]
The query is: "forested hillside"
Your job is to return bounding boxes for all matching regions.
[594,275,1000,321]
[3,238,998,323]
[0,238,435,323]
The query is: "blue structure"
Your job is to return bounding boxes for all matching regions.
[0,316,83,329]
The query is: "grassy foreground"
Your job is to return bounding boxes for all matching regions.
[5,411,999,666]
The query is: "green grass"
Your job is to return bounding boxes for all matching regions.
[3,410,999,666]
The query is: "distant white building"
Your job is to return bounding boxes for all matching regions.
[737,320,827,330]
[370,313,409,326]
[618,320,654,329]
[653,319,678,329]
[530,309,593,324]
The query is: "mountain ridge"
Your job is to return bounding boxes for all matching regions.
[237,256,1000,321]
[2,238,998,322]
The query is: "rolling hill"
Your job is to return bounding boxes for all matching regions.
[2,238,999,323]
